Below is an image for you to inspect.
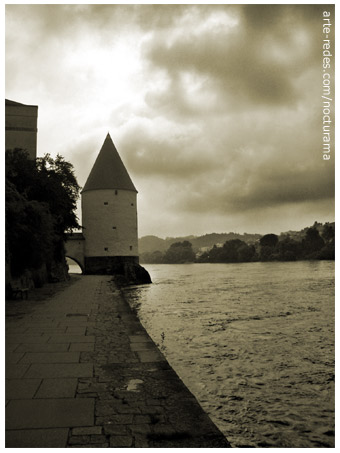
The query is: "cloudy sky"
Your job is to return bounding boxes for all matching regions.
[5,3,335,238]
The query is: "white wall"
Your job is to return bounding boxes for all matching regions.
[82,189,138,257]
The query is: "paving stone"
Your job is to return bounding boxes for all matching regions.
[6,275,231,449]
[77,381,107,394]
[16,343,70,353]
[35,378,78,398]
[140,404,165,414]
[152,424,177,435]
[68,435,90,445]
[5,344,19,353]
[108,414,134,424]
[95,401,119,416]
[26,328,67,334]
[90,434,107,443]
[59,321,96,328]
[72,426,102,435]
[134,414,152,424]
[115,404,141,414]
[20,351,80,364]
[48,335,95,343]
[24,363,93,378]
[66,326,87,335]
[70,343,94,352]
[6,335,49,344]
[77,392,98,398]
[5,428,69,448]
[128,424,152,435]
[130,342,155,351]
[6,364,30,379]
[133,434,150,448]
[6,352,25,364]
[104,424,129,435]
[6,398,94,429]
[128,335,152,343]
[109,435,133,447]
[5,378,41,399]
[136,351,166,363]
[80,351,95,362]
[68,443,109,448]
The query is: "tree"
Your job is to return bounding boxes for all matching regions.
[140,250,164,264]
[321,223,335,243]
[163,241,196,263]
[6,149,81,283]
[277,236,302,261]
[259,234,279,248]
[197,239,255,263]
[303,227,325,257]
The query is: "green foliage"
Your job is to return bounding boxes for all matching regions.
[140,223,334,264]
[163,241,196,264]
[6,149,81,279]
[302,227,325,258]
[259,233,279,248]
[198,239,256,263]
[321,223,335,243]
[198,224,333,264]
[276,236,302,261]
[140,250,164,264]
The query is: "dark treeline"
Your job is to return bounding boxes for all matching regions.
[6,149,81,292]
[140,224,335,264]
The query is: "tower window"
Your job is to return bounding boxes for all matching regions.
[130,246,133,251]
[104,202,108,205]
[112,226,116,229]
[104,247,108,251]
[115,190,118,195]
[131,203,134,206]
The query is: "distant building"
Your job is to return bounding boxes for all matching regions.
[5,99,38,159]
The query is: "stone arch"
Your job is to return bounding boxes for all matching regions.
[65,256,84,274]
[64,234,85,272]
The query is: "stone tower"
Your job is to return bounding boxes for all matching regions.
[81,133,140,275]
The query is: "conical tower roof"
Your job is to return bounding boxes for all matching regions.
[82,134,137,193]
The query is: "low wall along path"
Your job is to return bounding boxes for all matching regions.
[5,275,231,448]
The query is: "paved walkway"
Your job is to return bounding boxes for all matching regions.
[6,275,231,448]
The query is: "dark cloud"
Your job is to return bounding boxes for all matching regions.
[118,123,215,179]
[143,4,327,112]
[5,4,334,237]
[174,161,334,216]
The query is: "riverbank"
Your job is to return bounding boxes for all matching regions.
[6,274,231,448]
[123,262,335,448]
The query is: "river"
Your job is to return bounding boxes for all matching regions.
[123,261,335,448]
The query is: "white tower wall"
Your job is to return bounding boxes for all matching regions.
[82,189,138,257]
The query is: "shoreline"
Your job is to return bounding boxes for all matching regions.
[6,274,231,448]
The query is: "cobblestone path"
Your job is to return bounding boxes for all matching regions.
[6,275,231,448]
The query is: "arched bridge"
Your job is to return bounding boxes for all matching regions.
[65,233,85,273]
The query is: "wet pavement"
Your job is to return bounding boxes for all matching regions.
[5,275,231,448]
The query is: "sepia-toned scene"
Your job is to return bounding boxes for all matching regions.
[5,3,334,448]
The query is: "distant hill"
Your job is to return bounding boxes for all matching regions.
[138,222,335,255]
[279,221,335,242]
[139,232,262,254]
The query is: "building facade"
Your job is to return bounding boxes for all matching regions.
[5,99,38,159]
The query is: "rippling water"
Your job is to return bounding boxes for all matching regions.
[123,261,335,448]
